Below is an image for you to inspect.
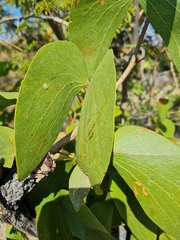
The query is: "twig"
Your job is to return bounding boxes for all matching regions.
[116,18,150,89]
[50,126,78,154]
[131,110,157,120]
[166,50,180,94]
[0,14,69,26]
[0,39,28,54]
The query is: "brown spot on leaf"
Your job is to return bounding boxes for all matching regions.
[134,180,141,186]
[84,82,89,89]
[159,98,168,105]
[81,47,94,56]
[58,204,62,209]
[142,186,148,196]
[74,0,78,7]
[100,0,105,5]
[134,186,138,196]
[134,127,146,139]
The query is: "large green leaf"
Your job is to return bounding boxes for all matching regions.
[113,126,180,239]
[15,41,88,180]
[139,0,180,72]
[69,0,132,76]
[76,50,116,191]
[0,126,14,168]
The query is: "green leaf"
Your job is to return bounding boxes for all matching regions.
[0,126,14,168]
[0,92,18,111]
[159,232,176,240]
[156,99,175,137]
[76,50,116,191]
[157,118,175,138]
[158,99,173,119]
[6,225,25,240]
[168,137,180,148]
[109,174,158,239]
[60,190,116,240]
[90,201,114,233]
[130,236,137,240]
[113,126,180,239]
[37,193,73,240]
[139,0,180,72]
[15,41,88,180]
[0,61,12,77]
[69,0,132,75]
[37,189,116,240]
[69,165,91,211]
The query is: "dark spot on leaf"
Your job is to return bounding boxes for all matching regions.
[159,98,168,105]
[88,122,96,139]
[84,82,89,89]
[58,204,62,209]
[89,132,93,140]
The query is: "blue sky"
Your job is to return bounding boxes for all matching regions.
[1,2,21,39]
[3,1,21,17]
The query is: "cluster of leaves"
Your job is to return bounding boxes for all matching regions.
[1,0,180,240]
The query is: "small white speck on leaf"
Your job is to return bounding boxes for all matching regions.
[43,83,48,89]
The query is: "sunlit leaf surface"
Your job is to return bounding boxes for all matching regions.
[113,126,180,239]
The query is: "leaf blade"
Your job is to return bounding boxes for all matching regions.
[69,165,91,211]
[0,92,18,111]
[113,126,180,239]
[69,0,132,75]
[15,41,88,180]
[76,50,116,191]
[109,174,158,239]
[0,126,14,168]
[139,0,180,72]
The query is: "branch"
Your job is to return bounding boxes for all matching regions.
[116,18,150,89]
[166,50,180,95]
[0,153,56,236]
[0,14,68,26]
[0,39,28,54]
[48,19,66,40]
[49,126,78,154]
[131,111,157,120]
